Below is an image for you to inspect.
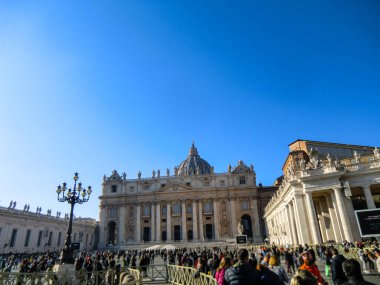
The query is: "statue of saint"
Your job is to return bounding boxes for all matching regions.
[122,172,127,180]
[237,222,244,235]
[374,147,380,160]
[353,151,360,163]
[152,170,156,178]
[327,154,332,167]
[228,164,231,172]
[166,168,170,176]
[137,171,141,179]
[157,169,160,177]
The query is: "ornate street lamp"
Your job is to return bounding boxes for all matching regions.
[56,172,92,264]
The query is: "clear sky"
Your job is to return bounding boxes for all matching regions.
[0,1,379,220]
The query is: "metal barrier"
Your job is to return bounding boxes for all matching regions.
[0,264,220,285]
[167,265,217,285]
[0,267,142,285]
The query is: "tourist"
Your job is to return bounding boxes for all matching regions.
[290,270,318,285]
[331,248,348,285]
[364,249,374,271]
[299,251,325,285]
[341,258,376,285]
[268,255,289,284]
[215,256,231,285]
[368,248,380,278]
[224,248,259,285]
[285,248,295,274]
[256,263,285,285]
[324,250,332,277]
[358,248,370,274]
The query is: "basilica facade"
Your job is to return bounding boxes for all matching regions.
[98,143,276,247]
[264,139,380,245]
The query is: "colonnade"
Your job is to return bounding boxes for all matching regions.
[266,183,378,245]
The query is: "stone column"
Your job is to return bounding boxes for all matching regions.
[251,199,262,242]
[327,192,343,242]
[213,200,220,240]
[192,201,198,240]
[99,205,107,247]
[118,206,125,245]
[363,184,376,209]
[198,201,204,240]
[136,204,141,242]
[288,202,298,245]
[181,201,187,241]
[305,192,322,244]
[333,187,354,242]
[156,203,161,242]
[284,204,294,245]
[151,203,156,241]
[293,194,311,244]
[230,199,237,236]
[292,199,302,244]
[167,202,172,241]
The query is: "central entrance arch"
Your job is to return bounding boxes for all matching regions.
[240,214,253,238]
[107,221,116,245]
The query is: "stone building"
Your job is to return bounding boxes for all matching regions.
[264,139,380,245]
[0,204,97,254]
[99,143,275,247]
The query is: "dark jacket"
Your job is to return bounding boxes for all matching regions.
[224,262,259,285]
[331,254,348,284]
[258,267,285,285]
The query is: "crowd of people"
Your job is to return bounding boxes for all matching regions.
[0,240,379,285]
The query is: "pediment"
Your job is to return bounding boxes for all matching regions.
[155,182,192,193]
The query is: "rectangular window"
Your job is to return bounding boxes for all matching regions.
[57,232,62,246]
[242,200,249,211]
[37,231,43,247]
[186,182,191,187]
[239,176,246,185]
[129,186,134,192]
[109,208,116,219]
[10,229,18,247]
[220,180,225,186]
[187,204,192,214]
[24,230,31,247]
[162,206,167,216]
[90,234,93,245]
[204,202,213,214]
[47,232,52,246]
[172,203,181,215]
[143,205,150,217]
[161,184,166,188]
[111,185,117,193]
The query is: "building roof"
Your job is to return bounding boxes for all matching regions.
[177,143,212,176]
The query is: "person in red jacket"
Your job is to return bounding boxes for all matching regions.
[299,250,325,285]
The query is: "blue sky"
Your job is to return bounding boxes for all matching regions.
[0,1,379,219]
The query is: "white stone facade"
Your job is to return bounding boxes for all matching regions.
[264,140,380,245]
[98,144,275,247]
[0,206,97,254]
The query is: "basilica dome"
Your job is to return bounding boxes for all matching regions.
[177,143,212,176]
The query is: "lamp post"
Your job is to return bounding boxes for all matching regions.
[56,172,92,264]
